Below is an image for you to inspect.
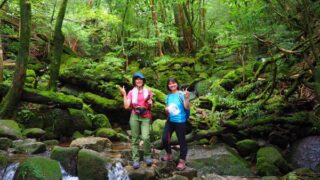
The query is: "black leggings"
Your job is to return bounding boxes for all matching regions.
[162,121,187,160]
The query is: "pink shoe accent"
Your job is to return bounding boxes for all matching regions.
[161,153,173,161]
[177,159,186,171]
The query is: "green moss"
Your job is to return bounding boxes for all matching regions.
[0,120,22,139]
[96,128,128,141]
[256,146,290,176]
[92,114,111,129]
[50,146,79,175]
[72,131,84,139]
[22,128,46,138]
[236,139,258,156]
[0,153,8,168]
[14,156,62,180]
[0,137,12,150]
[26,69,36,78]
[77,149,111,180]
[147,86,166,104]
[232,81,263,100]
[81,92,121,110]
[69,109,92,132]
[24,88,83,107]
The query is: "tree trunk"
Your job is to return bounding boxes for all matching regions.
[0,0,31,118]
[150,0,163,56]
[48,0,68,91]
[0,19,3,83]
[159,0,177,53]
[0,0,8,9]
[199,0,206,41]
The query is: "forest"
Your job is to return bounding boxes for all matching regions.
[0,0,320,179]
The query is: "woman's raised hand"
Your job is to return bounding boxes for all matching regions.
[118,86,126,96]
[183,88,189,99]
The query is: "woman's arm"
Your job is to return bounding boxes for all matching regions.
[183,89,190,109]
[119,86,131,109]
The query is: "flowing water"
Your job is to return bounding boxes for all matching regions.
[107,162,130,180]
[0,163,19,180]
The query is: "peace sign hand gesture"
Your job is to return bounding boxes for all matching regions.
[118,86,126,96]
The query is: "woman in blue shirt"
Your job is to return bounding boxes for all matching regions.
[161,78,190,170]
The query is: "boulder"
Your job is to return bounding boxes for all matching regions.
[92,114,112,129]
[12,139,47,154]
[70,137,112,152]
[0,120,22,139]
[256,146,291,176]
[69,108,92,132]
[22,128,46,138]
[96,128,128,141]
[187,144,253,176]
[281,168,318,180]
[289,136,320,172]
[77,149,111,180]
[50,146,79,176]
[13,156,62,180]
[235,139,259,156]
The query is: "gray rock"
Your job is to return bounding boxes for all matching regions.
[289,136,320,172]
[187,144,253,176]
[13,139,47,154]
[0,137,12,150]
[70,136,112,152]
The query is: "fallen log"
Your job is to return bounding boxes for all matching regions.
[0,84,83,109]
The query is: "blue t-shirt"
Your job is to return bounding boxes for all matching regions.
[166,91,186,123]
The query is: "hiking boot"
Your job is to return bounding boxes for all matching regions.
[176,159,186,171]
[144,158,153,166]
[161,153,173,161]
[132,161,140,169]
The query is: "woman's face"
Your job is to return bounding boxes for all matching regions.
[135,78,144,87]
[168,81,178,91]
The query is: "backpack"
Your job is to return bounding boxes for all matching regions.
[166,91,190,121]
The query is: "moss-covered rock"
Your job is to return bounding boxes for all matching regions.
[281,168,318,180]
[151,119,167,141]
[77,149,111,180]
[69,108,92,132]
[152,102,166,120]
[50,146,80,176]
[13,139,47,154]
[96,128,128,141]
[236,139,259,156]
[0,152,8,168]
[92,114,111,129]
[72,131,84,139]
[148,86,166,104]
[42,139,59,146]
[70,137,112,152]
[0,137,12,150]
[13,156,62,180]
[22,128,46,138]
[0,120,22,139]
[187,144,253,176]
[41,108,73,137]
[256,146,291,176]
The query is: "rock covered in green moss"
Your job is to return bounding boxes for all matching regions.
[151,119,167,141]
[281,168,318,180]
[42,139,59,146]
[96,128,128,141]
[92,114,111,129]
[22,128,46,138]
[236,139,259,156]
[0,152,8,168]
[13,156,62,180]
[41,108,72,137]
[256,146,291,176]
[148,86,166,104]
[50,146,79,176]
[70,137,112,152]
[0,137,12,150]
[152,102,166,120]
[72,131,84,139]
[77,149,111,180]
[0,120,22,139]
[69,108,92,132]
[187,144,253,176]
[13,139,47,154]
